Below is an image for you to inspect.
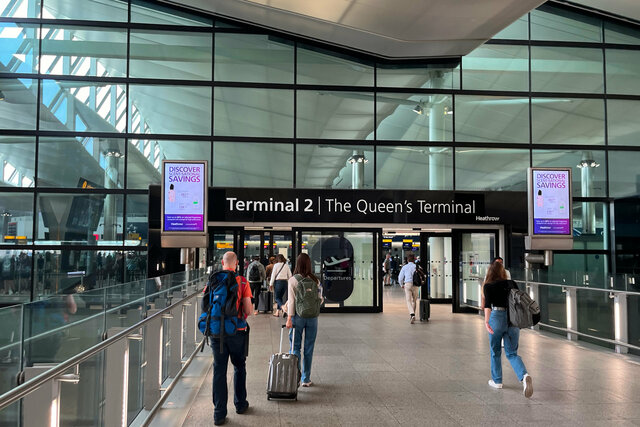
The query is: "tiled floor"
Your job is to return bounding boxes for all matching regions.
[182,287,640,426]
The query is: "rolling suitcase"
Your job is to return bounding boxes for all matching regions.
[257,290,273,313]
[267,325,300,400]
[419,298,430,321]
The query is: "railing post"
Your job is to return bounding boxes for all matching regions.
[143,309,162,410]
[169,291,184,376]
[104,327,130,427]
[565,287,578,341]
[614,293,629,354]
[528,283,540,331]
[23,365,59,427]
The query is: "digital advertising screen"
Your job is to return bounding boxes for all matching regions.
[531,168,571,235]
[162,161,207,233]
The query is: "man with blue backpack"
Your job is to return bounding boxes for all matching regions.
[199,251,253,426]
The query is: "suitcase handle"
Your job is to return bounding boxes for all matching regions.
[279,324,295,354]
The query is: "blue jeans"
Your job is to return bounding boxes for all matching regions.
[211,333,248,420]
[274,279,288,309]
[488,310,527,383]
[289,315,318,384]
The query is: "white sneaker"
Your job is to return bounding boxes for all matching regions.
[410,314,415,324]
[488,380,503,389]
[522,374,533,398]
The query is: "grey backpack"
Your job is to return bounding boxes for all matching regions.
[507,286,541,329]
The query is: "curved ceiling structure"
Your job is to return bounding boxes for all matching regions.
[164,0,547,59]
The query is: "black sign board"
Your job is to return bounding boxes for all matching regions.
[205,188,527,231]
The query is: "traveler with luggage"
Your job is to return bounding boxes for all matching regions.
[269,254,292,317]
[483,261,533,398]
[246,256,266,315]
[285,253,322,387]
[382,253,391,286]
[200,251,253,425]
[398,253,421,324]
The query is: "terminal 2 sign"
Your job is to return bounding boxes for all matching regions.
[208,189,528,230]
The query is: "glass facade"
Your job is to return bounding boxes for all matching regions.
[1,0,639,302]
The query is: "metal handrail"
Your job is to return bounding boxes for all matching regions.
[536,322,640,352]
[0,275,204,354]
[0,276,207,412]
[517,279,640,297]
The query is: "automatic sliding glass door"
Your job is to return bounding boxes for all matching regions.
[455,231,497,312]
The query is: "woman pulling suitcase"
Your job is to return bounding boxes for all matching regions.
[285,253,323,387]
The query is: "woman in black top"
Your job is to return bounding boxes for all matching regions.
[483,262,533,398]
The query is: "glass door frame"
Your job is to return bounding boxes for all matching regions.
[239,229,295,274]
[420,232,453,304]
[208,226,243,271]
[452,229,500,314]
[294,227,381,313]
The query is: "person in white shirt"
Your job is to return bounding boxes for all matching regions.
[269,254,292,317]
[398,253,419,324]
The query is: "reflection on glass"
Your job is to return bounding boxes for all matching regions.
[126,139,210,188]
[297,44,374,86]
[455,95,529,143]
[532,149,606,197]
[628,295,640,356]
[214,87,293,137]
[297,90,374,139]
[0,306,22,425]
[605,21,640,45]
[0,22,38,73]
[215,33,294,83]
[538,285,567,336]
[535,253,607,288]
[0,249,31,299]
[577,289,614,346]
[376,63,458,89]
[130,30,212,80]
[38,137,125,188]
[530,5,602,42]
[42,0,128,21]
[606,49,640,96]
[455,148,529,191]
[531,46,603,93]
[126,195,148,246]
[0,78,37,130]
[0,194,33,245]
[36,193,123,244]
[296,145,373,189]
[428,236,452,299]
[40,26,127,77]
[376,93,452,141]
[131,0,212,26]
[213,142,293,188]
[608,151,640,198]
[532,98,604,145]
[0,136,35,187]
[33,249,124,296]
[571,202,607,250]
[460,233,495,309]
[129,85,211,135]
[607,100,640,146]
[463,45,528,91]
[493,14,529,39]
[1,0,40,18]
[376,146,453,190]
[40,80,126,132]
[302,231,374,308]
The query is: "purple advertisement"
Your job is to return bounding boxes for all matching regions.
[532,169,571,235]
[163,162,206,232]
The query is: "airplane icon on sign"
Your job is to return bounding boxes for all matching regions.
[324,257,350,267]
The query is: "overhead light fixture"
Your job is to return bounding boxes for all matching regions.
[577,159,599,168]
[444,106,453,115]
[104,149,124,159]
[0,90,4,101]
[412,104,423,115]
[347,154,368,164]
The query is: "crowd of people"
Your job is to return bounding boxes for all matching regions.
[204,250,533,426]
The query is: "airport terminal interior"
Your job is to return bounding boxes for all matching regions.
[1,0,640,425]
